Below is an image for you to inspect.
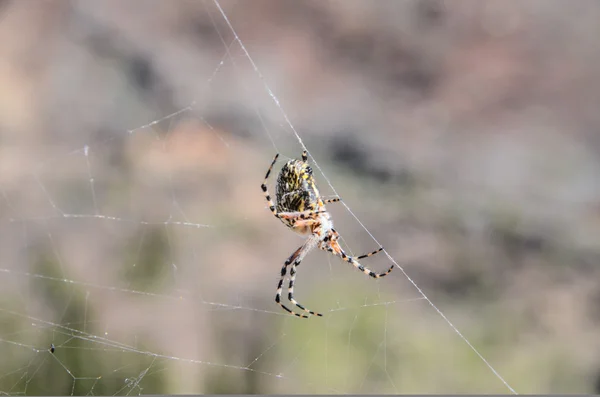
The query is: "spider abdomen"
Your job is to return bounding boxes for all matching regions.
[275,159,321,213]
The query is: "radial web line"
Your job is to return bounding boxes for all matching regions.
[212,0,517,393]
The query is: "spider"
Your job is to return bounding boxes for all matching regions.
[261,150,394,318]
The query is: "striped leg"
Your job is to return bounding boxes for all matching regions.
[340,248,393,278]
[357,247,384,260]
[276,238,322,318]
[277,210,326,221]
[322,198,341,205]
[277,210,326,228]
[287,258,322,317]
[261,153,280,219]
[324,234,393,278]
[329,229,385,261]
[275,257,309,318]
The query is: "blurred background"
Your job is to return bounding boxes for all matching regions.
[1,0,600,394]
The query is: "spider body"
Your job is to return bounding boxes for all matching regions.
[275,158,325,235]
[276,159,319,213]
[261,151,394,318]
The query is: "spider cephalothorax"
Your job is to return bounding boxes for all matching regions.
[261,150,393,318]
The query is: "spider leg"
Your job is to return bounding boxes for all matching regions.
[324,234,393,278]
[322,197,341,205]
[276,237,322,318]
[277,210,326,225]
[261,153,280,219]
[301,150,308,162]
[329,228,384,260]
[288,257,322,317]
[357,247,384,260]
[340,247,393,278]
[275,256,309,318]
[277,210,326,219]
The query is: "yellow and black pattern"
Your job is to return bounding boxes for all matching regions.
[275,153,320,214]
[261,150,394,318]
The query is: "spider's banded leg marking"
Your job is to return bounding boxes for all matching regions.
[325,238,394,279]
[264,153,279,180]
[277,210,327,221]
[275,256,310,318]
[340,248,394,278]
[329,229,385,262]
[322,198,341,205]
[261,153,280,218]
[357,247,384,260]
[288,258,322,317]
[301,150,308,162]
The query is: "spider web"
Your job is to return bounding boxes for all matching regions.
[0,0,525,394]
